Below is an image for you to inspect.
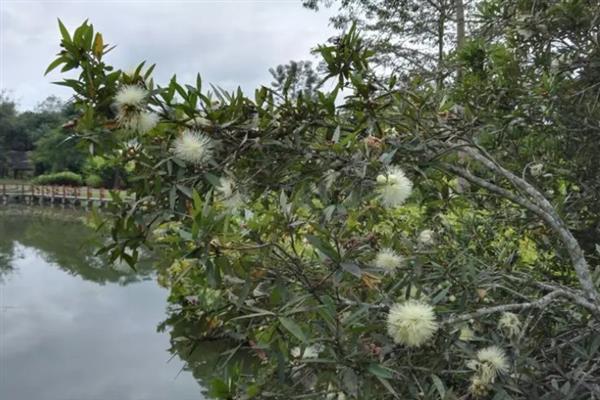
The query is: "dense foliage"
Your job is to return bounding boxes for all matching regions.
[48,1,600,398]
[0,93,85,176]
[0,93,124,186]
[32,171,84,186]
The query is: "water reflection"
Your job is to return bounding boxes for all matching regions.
[0,216,153,285]
[0,216,207,399]
[159,314,242,389]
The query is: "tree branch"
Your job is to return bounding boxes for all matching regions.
[432,140,600,310]
[443,290,570,325]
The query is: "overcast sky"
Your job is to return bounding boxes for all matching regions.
[0,0,336,111]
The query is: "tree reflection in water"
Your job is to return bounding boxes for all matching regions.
[0,210,254,397]
[0,212,154,284]
[158,311,257,397]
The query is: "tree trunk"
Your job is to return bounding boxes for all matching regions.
[453,0,470,192]
[437,14,445,89]
[455,0,466,80]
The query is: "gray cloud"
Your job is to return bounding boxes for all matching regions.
[0,0,335,110]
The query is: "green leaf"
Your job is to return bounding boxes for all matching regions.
[52,79,83,91]
[176,184,193,199]
[196,73,202,92]
[306,235,339,262]
[204,172,222,188]
[375,376,399,398]
[57,18,71,44]
[208,378,230,398]
[367,363,395,379]
[192,189,202,213]
[144,63,156,80]
[45,57,65,76]
[229,309,276,321]
[169,185,177,210]
[72,21,88,46]
[341,368,359,397]
[340,262,363,277]
[431,374,446,399]
[246,384,260,398]
[278,317,307,343]
[60,61,78,73]
[83,23,94,50]
[255,86,267,106]
[134,61,146,77]
[431,287,449,304]
[332,125,341,143]
[106,70,121,86]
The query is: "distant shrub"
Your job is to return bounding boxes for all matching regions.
[33,171,83,186]
[83,155,126,188]
[85,174,103,188]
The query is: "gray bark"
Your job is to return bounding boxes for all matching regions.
[431,140,600,315]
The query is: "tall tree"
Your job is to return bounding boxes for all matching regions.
[454,0,466,80]
[0,93,85,176]
[0,92,21,176]
[269,60,320,99]
[303,0,470,84]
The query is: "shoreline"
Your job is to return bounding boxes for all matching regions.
[0,203,91,222]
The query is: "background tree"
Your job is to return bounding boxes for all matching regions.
[0,92,20,176]
[269,60,320,99]
[451,0,600,263]
[0,93,89,178]
[31,127,87,175]
[0,92,24,150]
[303,0,477,86]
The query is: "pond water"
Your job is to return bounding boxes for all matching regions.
[0,214,211,399]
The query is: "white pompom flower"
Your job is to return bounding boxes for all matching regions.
[530,163,543,177]
[475,345,509,383]
[417,229,435,246]
[114,85,148,110]
[498,312,521,337]
[291,344,324,359]
[467,346,509,395]
[477,346,508,368]
[217,177,244,210]
[122,111,159,133]
[114,85,156,133]
[376,166,413,208]
[172,129,214,165]
[386,301,439,347]
[136,111,159,133]
[459,326,475,341]
[374,248,403,272]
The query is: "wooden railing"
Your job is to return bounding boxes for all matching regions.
[0,184,127,207]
